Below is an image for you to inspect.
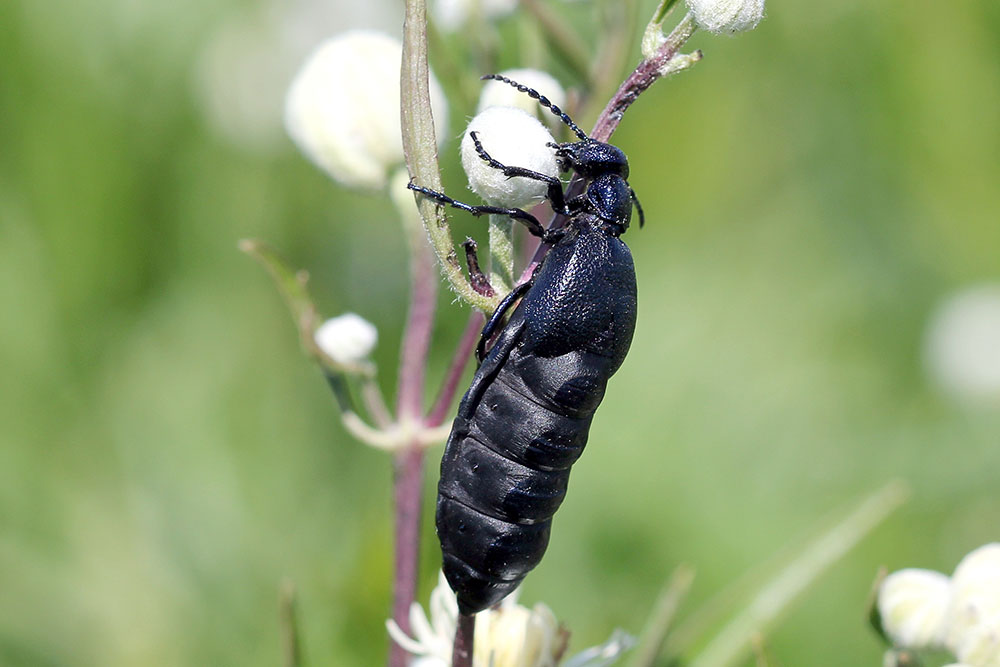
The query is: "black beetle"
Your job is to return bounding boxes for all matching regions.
[409,74,643,615]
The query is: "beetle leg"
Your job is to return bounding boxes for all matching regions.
[469,132,570,215]
[408,182,548,238]
[462,238,494,297]
[477,280,533,362]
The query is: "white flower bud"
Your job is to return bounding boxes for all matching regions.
[953,618,1000,667]
[285,30,449,190]
[686,0,765,34]
[878,569,952,649]
[314,313,378,364]
[431,0,518,32]
[460,107,559,208]
[925,286,1000,406]
[477,69,566,129]
[947,544,1000,659]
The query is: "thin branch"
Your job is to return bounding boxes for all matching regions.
[396,195,438,421]
[391,447,426,667]
[427,312,484,427]
[686,481,911,667]
[528,12,698,270]
[452,613,476,667]
[631,564,695,667]
[591,11,697,143]
[279,579,302,667]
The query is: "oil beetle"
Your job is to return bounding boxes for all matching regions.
[409,74,644,615]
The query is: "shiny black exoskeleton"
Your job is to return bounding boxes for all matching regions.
[410,74,643,615]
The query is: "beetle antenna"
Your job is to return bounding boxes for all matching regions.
[481,74,588,141]
[630,188,645,228]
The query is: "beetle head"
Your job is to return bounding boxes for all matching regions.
[551,140,629,180]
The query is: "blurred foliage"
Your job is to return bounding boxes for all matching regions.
[1,0,999,665]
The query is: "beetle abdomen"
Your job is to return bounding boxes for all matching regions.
[437,229,637,615]
[437,350,615,613]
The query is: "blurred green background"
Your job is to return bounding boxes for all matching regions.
[2,0,999,664]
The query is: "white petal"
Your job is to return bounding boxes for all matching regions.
[387,618,430,656]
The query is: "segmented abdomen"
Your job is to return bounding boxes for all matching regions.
[436,346,613,614]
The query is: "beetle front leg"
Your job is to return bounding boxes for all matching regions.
[408,182,548,238]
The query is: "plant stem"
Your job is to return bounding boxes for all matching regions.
[631,564,695,667]
[452,613,476,667]
[396,200,438,422]
[528,12,698,271]
[591,11,697,143]
[427,312,484,427]
[686,481,910,667]
[488,214,514,295]
[391,446,426,667]
[279,579,302,667]
[401,0,499,313]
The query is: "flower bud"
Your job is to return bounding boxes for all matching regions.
[953,617,1000,667]
[314,313,378,364]
[685,0,765,34]
[285,30,448,190]
[947,544,1000,660]
[460,107,559,208]
[925,286,1000,406]
[477,69,566,129]
[877,569,952,649]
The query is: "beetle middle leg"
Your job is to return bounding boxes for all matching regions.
[408,182,548,238]
[477,279,533,362]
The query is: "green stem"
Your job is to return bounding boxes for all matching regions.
[686,481,910,667]
[401,0,497,313]
[487,214,514,295]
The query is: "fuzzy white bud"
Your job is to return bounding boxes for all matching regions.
[431,0,518,32]
[946,544,1000,664]
[285,30,448,190]
[686,0,765,34]
[878,569,952,649]
[460,107,559,208]
[314,313,378,364]
[924,286,1000,406]
[477,69,566,130]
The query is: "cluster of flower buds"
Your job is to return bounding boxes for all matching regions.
[877,543,1000,667]
[387,571,634,667]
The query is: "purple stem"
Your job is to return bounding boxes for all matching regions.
[426,312,484,428]
[390,212,438,667]
[390,447,426,667]
[528,31,692,267]
[452,613,476,667]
